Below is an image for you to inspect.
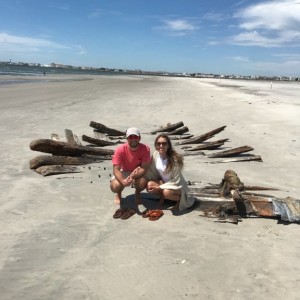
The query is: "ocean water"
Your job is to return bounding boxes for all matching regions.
[0,64,117,86]
[0,64,117,76]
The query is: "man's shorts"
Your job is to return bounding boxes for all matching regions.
[110,171,131,181]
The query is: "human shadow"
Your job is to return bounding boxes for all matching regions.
[121,192,196,216]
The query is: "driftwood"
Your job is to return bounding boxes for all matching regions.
[29,155,103,169]
[35,165,81,176]
[82,134,118,146]
[185,139,229,151]
[30,139,114,157]
[90,121,125,136]
[65,129,77,145]
[208,145,254,158]
[182,151,205,156]
[150,121,184,134]
[206,155,262,163]
[169,134,193,140]
[176,126,226,145]
[167,126,189,135]
[232,191,275,217]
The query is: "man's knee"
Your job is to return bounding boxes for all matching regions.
[110,179,123,193]
[134,176,147,191]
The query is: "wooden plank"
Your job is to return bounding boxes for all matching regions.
[206,155,263,163]
[176,125,226,145]
[167,126,189,135]
[169,134,193,140]
[208,145,254,158]
[89,121,125,136]
[65,129,77,145]
[185,141,225,151]
[35,165,81,176]
[29,155,103,169]
[82,134,118,146]
[30,139,114,157]
[150,121,184,134]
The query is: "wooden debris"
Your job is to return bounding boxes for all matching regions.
[30,139,114,157]
[51,133,60,141]
[65,129,77,145]
[82,134,118,147]
[35,165,81,176]
[208,145,254,158]
[167,126,189,135]
[169,134,193,140]
[29,155,103,169]
[89,121,125,136]
[150,121,184,134]
[176,125,226,145]
[206,155,262,163]
[244,185,279,191]
[184,139,229,151]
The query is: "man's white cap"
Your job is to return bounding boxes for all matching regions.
[126,127,140,137]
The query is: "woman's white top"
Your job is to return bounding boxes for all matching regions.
[155,154,170,183]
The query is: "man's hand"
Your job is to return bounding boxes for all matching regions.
[130,166,141,179]
[122,176,133,187]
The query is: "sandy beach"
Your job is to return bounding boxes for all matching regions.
[0,74,299,299]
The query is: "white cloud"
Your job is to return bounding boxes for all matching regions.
[155,19,197,36]
[232,0,300,47]
[0,32,68,50]
[230,56,250,62]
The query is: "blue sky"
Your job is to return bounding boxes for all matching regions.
[1,0,300,76]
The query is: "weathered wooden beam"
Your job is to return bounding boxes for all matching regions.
[185,140,227,151]
[35,165,81,176]
[29,155,103,169]
[208,145,254,158]
[65,129,77,145]
[150,121,184,134]
[30,139,114,157]
[169,134,193,140]
[244,185,279,191]
[89,121,125,136]
[232,191,275,217]
[166,126,189,135]
[82,134,117,147]
[206,155,263,163]
[176,125,226,145]
[182,151,205,156]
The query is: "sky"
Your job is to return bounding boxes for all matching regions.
[1,0,300,77]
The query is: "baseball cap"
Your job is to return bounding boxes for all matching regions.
[126,127,140,137]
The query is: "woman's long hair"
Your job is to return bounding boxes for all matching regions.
[154,134,183,173]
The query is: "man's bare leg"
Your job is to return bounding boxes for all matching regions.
[114,192,122,205]
[110,179,124,205]
[134,177,147,206]
[135,190,142,205]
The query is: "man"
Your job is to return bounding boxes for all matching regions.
[110,127,151,205]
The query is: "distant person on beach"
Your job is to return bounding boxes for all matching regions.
[146,134,194,211]
[110,127,151,205]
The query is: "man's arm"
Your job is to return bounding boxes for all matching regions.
[130,162,150,179]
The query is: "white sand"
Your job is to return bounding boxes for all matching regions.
[0,74,299,299]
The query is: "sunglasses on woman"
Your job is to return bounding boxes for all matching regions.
[155,142,168,146]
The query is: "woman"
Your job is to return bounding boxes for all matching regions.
[146,134,194,211]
